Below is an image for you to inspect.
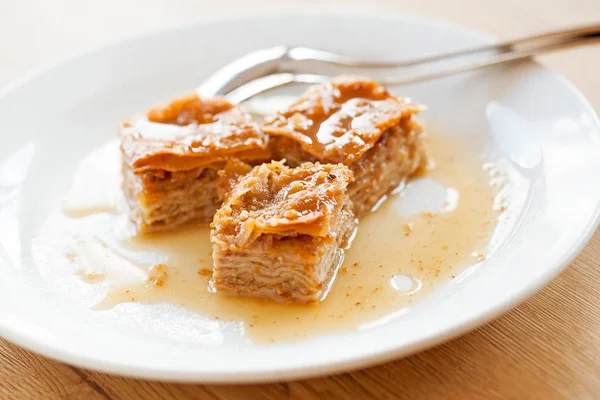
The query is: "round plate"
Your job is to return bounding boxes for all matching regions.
[0,7,599,383]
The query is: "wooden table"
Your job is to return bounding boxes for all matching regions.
[1,1,599,398]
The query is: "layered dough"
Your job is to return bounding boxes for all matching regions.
[120,94,270,233]
[263,76,426,216]
[210,161,356,303]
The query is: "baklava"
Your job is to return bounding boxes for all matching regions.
[210,161,356,303]
[120,94,270,233]
[262,76,426,217]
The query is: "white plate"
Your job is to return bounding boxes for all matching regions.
[1,7,599,383]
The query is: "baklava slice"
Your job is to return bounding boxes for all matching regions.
[120,94,270,234]
[210,161,356,303]
[262,76,426,217]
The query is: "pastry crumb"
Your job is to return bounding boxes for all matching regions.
[473,252,486,261]
[147,264,168,287]
[84,272,105,283]
[66,250,78,262]
[197,268,212,277]
[146,275,165,287]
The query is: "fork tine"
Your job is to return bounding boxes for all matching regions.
[225,73,329,104]
[197,46,289,97]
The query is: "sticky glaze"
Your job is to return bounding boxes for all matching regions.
[54,131,501,343]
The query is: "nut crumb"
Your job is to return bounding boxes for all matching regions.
[146,275,165,287]
[66,250,77,261]
[147,264,169,286]
[84,272,106,283]
[473,252,486,261]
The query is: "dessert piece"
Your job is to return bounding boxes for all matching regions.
[120,94,270,233]
[210,161,356,303]
[262,76,426,217]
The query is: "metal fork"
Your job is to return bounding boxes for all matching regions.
[196,23,600,103]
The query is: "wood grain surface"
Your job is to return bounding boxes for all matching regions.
[1,1,599,398]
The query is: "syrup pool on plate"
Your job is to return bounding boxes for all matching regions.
[33,98,504,343]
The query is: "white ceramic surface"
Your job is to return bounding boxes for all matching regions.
[0,7,599,383]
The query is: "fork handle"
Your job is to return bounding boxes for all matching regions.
[287,23,600,69]
[384,32,600,86]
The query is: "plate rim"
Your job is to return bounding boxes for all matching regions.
[0,5,599,383]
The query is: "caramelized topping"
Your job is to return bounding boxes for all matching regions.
[211,161,353,249]
[146,94,234,125]
[262,76,421,165]
[216,158,253,200]
[121,94,269,172]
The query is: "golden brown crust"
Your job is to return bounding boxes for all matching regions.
[216,158,253,201]
[120,94,270,172]
[211,161,353,249]
[261,76,421,165]
[146,93,233,125]
[267,120,426,218]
